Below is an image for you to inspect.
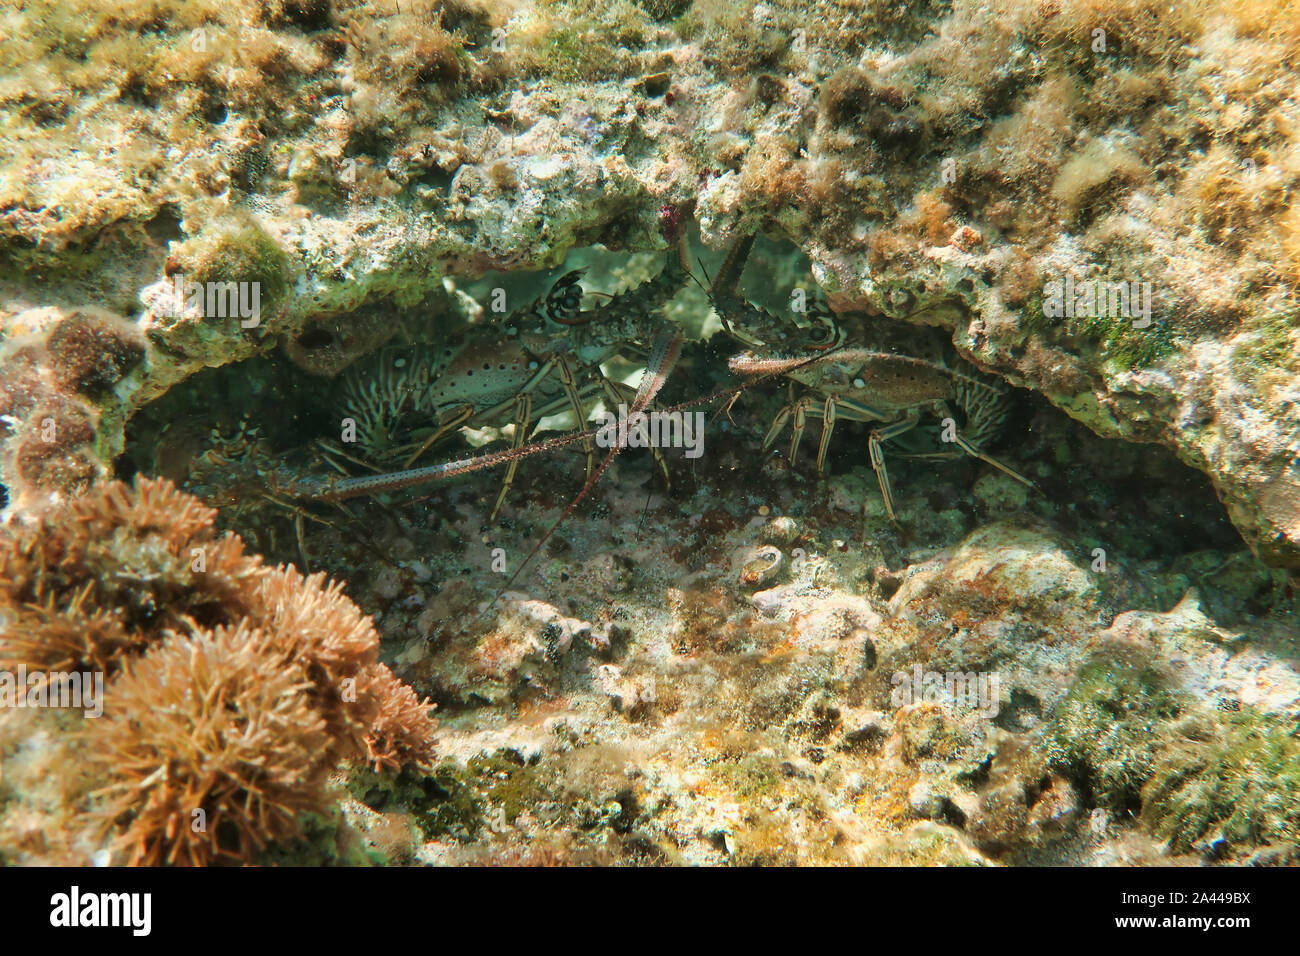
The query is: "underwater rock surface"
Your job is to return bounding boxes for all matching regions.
[0,0,1298,866]
[1,0,1298,562]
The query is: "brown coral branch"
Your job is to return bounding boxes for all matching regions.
[0,475,441,865]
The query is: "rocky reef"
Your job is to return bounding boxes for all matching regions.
[0,0,1298,866]
[3,0,1299,563]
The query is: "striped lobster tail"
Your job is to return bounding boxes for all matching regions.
[953,372,1013,450]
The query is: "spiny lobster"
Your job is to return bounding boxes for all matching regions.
[311,239,694,519]
[707,234,1035,523]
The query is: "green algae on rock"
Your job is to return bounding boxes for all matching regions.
[1049,654,1300,859]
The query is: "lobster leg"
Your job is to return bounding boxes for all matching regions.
[816,395,838,473]
[401,402,475,469]
[758,390,830,469]
[761,401,793,451]
[866,432,895,522]
[777,395,917,520]
[556,354,595,479]
[866,411,922,523]
[789,397,811,463]
[490,391,534,522]
[315,439,385,475]
[759,382,795,452]
[937,403,1038,491]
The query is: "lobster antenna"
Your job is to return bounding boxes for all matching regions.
[711,232,756,296]
[477,345,835,622]
[483,334,683,618]
[689,255,743,338]
[685,258,719,308]
[693,256,712,289]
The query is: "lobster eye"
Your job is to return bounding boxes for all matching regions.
[806,321,838,350]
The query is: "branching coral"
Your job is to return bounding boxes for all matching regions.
[90,623,332,867]
[0,475,264,675]
[360,663,447,773]
[0,475,439,865]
